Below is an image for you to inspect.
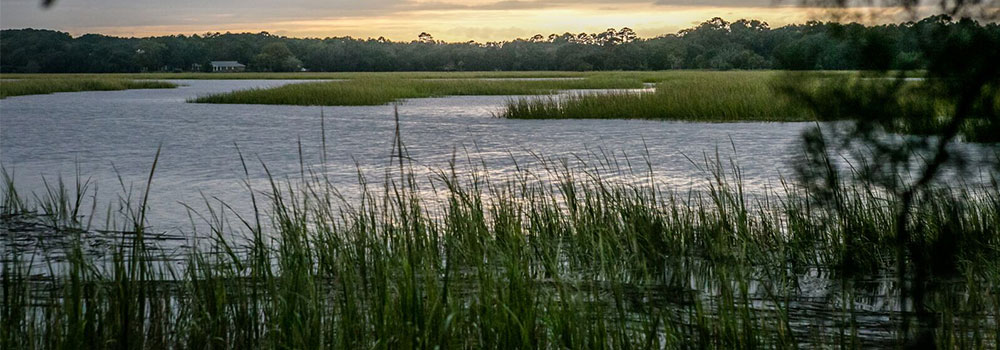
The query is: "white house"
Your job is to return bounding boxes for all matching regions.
[210,61,246,72]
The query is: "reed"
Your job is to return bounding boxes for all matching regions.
[499,72,813,121]
[2,71,593,81]
[190,76,644,106]
[2,137,997,349]
[0,78,176,98]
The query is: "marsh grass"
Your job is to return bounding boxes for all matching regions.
[1,70,911,81]
[1,115,998,348]
[776,73,1000,143]
[191,76,644,106]
[189,71,825,107]
[499,72,998,143]
[3,71,594,81]
[0,78,176,99]
[499,72,814,121]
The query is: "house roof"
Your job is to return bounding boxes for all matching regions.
[210,61,245,67]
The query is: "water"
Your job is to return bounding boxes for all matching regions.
[0,80,995,233]
[2,80,997,346]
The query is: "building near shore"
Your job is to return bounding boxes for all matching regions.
[210,61,245,72]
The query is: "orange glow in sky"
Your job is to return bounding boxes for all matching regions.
[0,0,928,41]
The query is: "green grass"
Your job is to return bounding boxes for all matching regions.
[1,70,921,81]
[499,71,815,121]
[187,71,841,110]
[2,71,595,80]
[191,76,644,106]
[1,139,997,348]
[0,78,176,98]
[498,72,1000,144]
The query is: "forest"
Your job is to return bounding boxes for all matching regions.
[3,15,997,73]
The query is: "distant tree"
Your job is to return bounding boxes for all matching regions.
[597,28,620,45]
[199,59,213,72]
[418,32,435,44]
[618,27,637,43]
[250,42,301,72]
[2,17,997,73]
[773,35,826,69]
[134,40,167,72]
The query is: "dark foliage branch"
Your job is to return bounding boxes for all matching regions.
[784,0,998,346]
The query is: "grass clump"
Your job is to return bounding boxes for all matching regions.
[500,71,814,121]
[191,76,643,106]
[2,71,594,81]
[0,78,176,98]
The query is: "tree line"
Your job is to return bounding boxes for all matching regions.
[1,15,996,73]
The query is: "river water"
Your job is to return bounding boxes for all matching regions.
[0,80,995,233]
[2,79,998,346]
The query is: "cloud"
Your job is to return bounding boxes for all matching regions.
[655,0,777,7]
[0,0,893,41]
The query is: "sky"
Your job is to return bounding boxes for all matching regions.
[0,0,938,41]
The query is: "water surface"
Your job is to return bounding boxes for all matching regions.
[1,80,994,232]
[2,79,997,346]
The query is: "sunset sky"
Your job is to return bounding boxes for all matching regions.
[1,0,931,41]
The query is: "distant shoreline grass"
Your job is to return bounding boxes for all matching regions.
[188,71,840,107]
[2,71,595,81]
[0,70,922,81]
[500,71,814,122]
[190,76,645,106]
[0,78,176,99]
[499,72,1000,143]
